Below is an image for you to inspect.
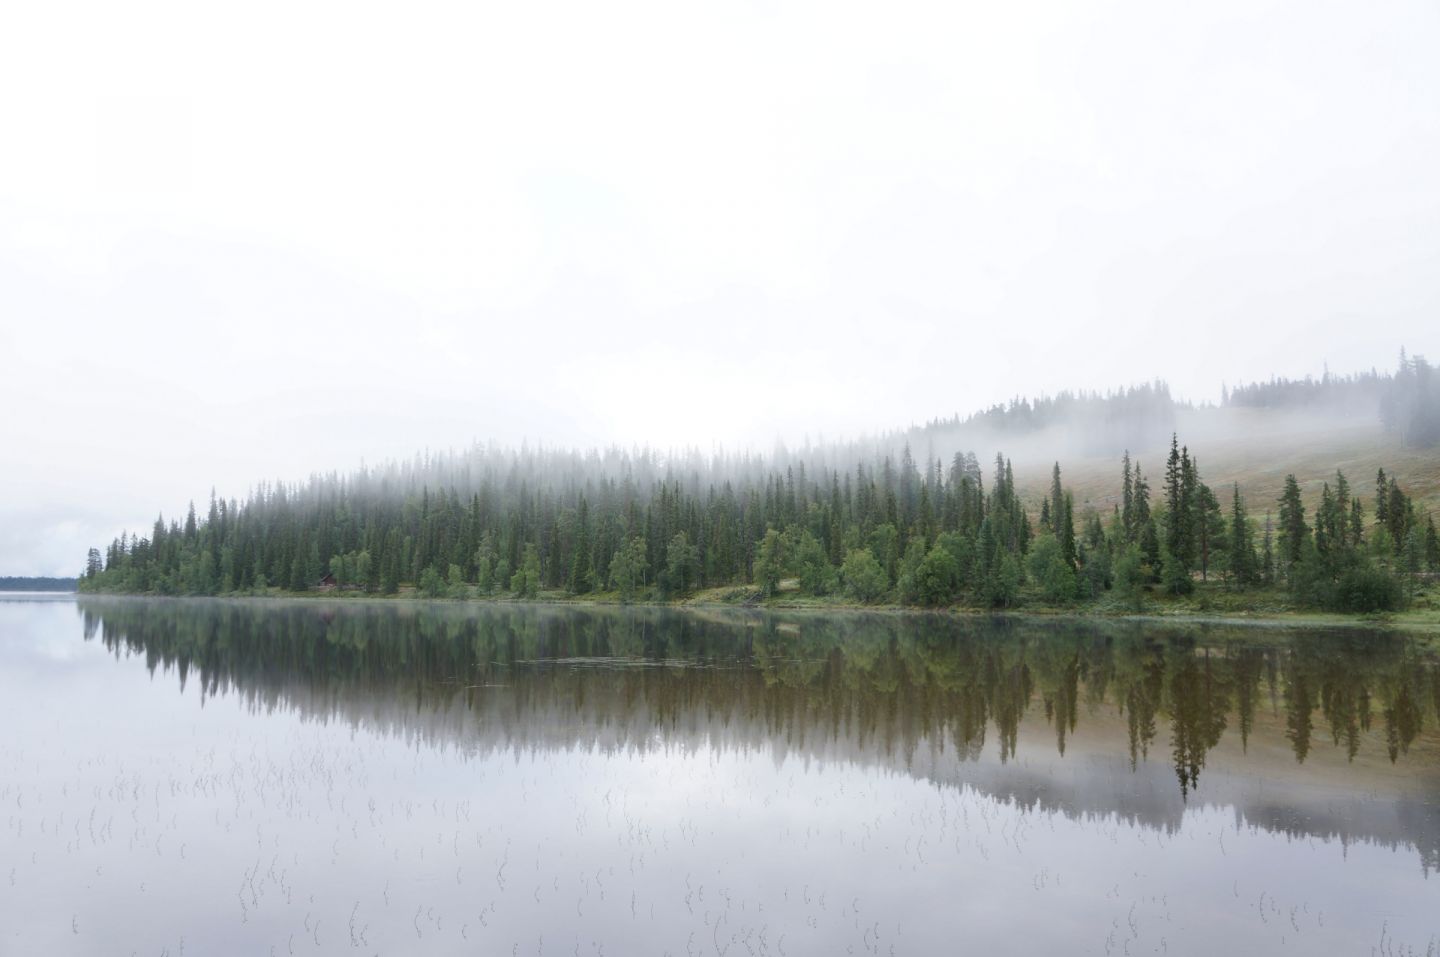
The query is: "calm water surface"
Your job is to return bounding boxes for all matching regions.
[1,596,1437,955]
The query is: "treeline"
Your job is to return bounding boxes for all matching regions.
[912,380,1183,438]
[887,380,1183,461]
[80,431,1439,614]
[1225,349,1439,448]
[1223,366,1389,412]
[0,576,78,592]
[1381,350,1440,448]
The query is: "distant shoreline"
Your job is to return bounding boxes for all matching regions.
[0,576,79,593]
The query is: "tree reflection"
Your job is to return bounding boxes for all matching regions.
[78,599,1436,799]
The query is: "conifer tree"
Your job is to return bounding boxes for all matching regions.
[1227,484,1255,587]
[1261,511,1275,584]
[1386,478,1410,552]
[382,530,402,594]
[1060,491,1076,571]
[569,498,592,594]
[1195,483,1224,582]
[1121,451,1134,541]
[1164,436,1183,552]
[1276,475,1309,577]
[1049,463,1064,537]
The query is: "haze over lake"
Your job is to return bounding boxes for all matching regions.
[1,595,1435,955]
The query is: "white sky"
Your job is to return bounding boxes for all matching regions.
[3,0,1438,575]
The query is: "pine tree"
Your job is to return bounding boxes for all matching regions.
[1133,463,1150,518]
[1195,483,1224,582]
[382,530,402,594]
[569,498,592,594]
[1387,479,1410,552]
[1276,475,1309,577]
[1315,483,1334,557]
[1162,436,1197,584]
[1121,451,1135,541]
[1227,484,1255,587]
[1261,511,1275,584]
[1329,486,1345,555]
[1164,437,1182,542]
[1049,463,1064,538]
[1139,518,1161,582]
[1060,491,1076,571]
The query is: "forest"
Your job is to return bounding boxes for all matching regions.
[80,421,1439,614]
[79,353,1440,613]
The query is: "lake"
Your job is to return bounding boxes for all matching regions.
[1,596,1436,955]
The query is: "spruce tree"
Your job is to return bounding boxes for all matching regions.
[1060,491,1077,570]
[1276,475,1309,577]
[1121,451,1134,541]
[1164,437,1182,544]
[382,530,402,594]
[1162,436,1195,584]
[569,498,592,594]
[1195,483,1223,582]
[1227,484,1255,587]
[1387,479,1410,552]
[1261,511,1275,584]
[1049,463,1064,538]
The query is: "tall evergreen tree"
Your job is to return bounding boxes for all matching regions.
[1227,484,1255,587]
[1120,451,1134,541]
[1194,482,1224,582]
[1276,475,1310,576]
[569,498,593,594]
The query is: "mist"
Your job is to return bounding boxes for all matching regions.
[4,0,1440,574]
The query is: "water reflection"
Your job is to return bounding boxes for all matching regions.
[79,598,1440,870]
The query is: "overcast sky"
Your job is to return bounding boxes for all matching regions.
[3,0,1438,575]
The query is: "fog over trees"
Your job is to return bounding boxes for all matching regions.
[82,357,1440,613]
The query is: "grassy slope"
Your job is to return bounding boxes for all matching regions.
[1012,415,1440,523]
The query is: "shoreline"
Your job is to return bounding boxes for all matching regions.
[70,588,1440,635]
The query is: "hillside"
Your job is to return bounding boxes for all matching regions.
[1013,414,1440,525]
